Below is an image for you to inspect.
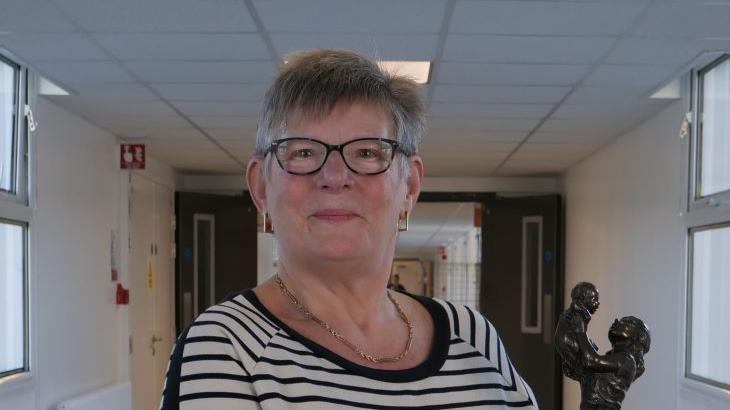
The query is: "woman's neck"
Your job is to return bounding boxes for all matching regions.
[274,257,395,330]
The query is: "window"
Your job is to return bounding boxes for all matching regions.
[0,51,30,383]
[0,57,18,194]
[696,56,730,199]
[685,54,730,391]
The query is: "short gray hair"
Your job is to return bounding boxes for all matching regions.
[255,49,426,174]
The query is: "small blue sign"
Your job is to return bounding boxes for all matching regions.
[544,250,553,262]
[183,248,193,260]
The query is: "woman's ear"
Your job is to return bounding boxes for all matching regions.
[246,157,267,213]
[401,155,423,216]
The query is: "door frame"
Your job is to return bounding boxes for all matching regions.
[192,213,215,317]
[417,191,563,410]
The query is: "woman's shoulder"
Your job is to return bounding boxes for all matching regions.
[183,289,282,349]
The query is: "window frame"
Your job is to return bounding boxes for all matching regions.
[681,52,730,395]
[688,54,730,213]
[0,52,28,206]
[0,48,34,389]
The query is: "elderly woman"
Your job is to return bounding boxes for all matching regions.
[160,49,536,409]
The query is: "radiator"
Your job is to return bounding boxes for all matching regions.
[57,381,131,410]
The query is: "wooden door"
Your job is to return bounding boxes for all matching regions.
[481,194,563,410]
[175,192,258,333]
[153,183,174,404]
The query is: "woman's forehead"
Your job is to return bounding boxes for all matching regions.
[283,101,393,138]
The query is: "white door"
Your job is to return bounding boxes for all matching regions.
[129,174,174,410]
[153,184,174,400]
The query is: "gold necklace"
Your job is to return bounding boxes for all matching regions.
[274,274,414,363]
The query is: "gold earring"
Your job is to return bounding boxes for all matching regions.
[398,211,409,232]
[263,213,274,234]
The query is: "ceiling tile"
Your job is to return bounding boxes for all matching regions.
[34,61,134,83]
[436,62,590,86]
[539,118,633,135]
[429,103,553,119]
[566,86,651,103]
[451,1,644,36]
[605,38,703,66]
[424,130,527,143]
[151,83,268,101]
[444,35,614,64]
[272,34,439,61]
[115,128,204,140]
[515,142,598,156]
[530,132,614,144]
[632,2,730,38]
[583,65,677,88]
[54,0,257,32]
[0,34,107,61]
[191,116,258,129]
[127,61,276,83]
[552,102,668,120]
[94,33,270,61]
[93,115,191,130]
[429,117,538,132]
[172,101,261,117]
[421,159,499,177]
[203,127,258,141]
[52,97,178,117]
[255,0,446,33]
[63,83,160,101]
[432,85,570,104]
[0,0,77,32]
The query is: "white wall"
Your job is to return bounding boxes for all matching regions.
[0,97,177,410]
[562,100,730,409]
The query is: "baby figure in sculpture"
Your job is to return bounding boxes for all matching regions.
[555,282,651,409]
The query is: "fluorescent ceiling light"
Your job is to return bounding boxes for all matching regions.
[39,76,70,96]
[650,77,680,100]
[378,61,431,84]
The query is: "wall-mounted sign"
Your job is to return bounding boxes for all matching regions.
[120,144,146,169]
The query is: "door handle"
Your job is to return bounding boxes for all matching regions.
[150,335,163,356]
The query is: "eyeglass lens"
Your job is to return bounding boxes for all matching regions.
[274,138,395,175]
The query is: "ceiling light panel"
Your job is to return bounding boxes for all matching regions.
[378,61,431,84]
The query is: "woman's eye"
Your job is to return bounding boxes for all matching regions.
[291,149,313,158]
[357,149,378,158]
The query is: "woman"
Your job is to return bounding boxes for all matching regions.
[161,49,537,409]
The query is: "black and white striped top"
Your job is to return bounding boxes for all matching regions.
[160,289,537,409]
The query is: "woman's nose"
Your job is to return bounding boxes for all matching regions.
[317,150,352,190]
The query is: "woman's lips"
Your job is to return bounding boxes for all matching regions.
[311,209,358,223]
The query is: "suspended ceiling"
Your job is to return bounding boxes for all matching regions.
[2,0,729,176]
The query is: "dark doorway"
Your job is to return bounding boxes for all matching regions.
[175,192,258,333]
[417,192,563,410]
[481,194,563,410]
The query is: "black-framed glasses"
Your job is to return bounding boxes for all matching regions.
[267,137,401,175]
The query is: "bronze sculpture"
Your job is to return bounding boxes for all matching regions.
[555,282,651,409]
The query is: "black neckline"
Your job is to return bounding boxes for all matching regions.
[240,288,451,383]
